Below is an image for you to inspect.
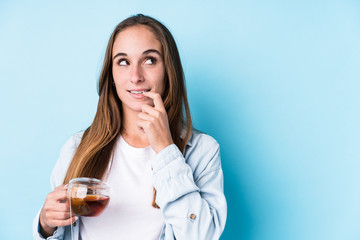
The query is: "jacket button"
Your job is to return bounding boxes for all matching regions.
[189,213,196,220]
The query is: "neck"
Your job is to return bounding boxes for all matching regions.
[121,107,149,148]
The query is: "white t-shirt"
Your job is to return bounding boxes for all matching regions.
[79,136,165,240]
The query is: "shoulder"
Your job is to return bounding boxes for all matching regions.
[50,131,85,188]
[56,131,84,161]
[184,129,221,176]
[188,129,219,149]
[62,131,84,150]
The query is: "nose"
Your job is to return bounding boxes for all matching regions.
[130,64,144,83]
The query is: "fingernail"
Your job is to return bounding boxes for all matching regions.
[63,184,69,189]
[75,216,78,221]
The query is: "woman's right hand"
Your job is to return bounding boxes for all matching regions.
[39,184,77,237]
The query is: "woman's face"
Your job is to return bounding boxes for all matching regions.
[112,25,166,113]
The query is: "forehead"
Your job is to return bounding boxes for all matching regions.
[112,25,162,56]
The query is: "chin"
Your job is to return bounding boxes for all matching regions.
[125,101,151,113]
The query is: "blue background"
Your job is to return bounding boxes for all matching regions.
[0,1,359,239]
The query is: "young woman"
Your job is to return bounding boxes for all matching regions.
[33,14,227,240]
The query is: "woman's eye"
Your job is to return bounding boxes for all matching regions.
[119,59,128,66]
[145,57,157,65]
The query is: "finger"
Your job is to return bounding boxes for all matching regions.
[136,119,151,131]
[42,202,71,218]
[141,104,162,117]
[138,112,156,122]
[48,202,71,213]
[46,210,73,221]
[51,216,78,227]
[143,92,165,111]
[48,189,68,202]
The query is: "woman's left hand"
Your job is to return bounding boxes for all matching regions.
[137,92,174,153]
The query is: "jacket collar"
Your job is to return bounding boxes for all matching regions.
[181,128,193,147]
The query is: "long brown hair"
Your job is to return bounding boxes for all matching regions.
[63,14,192,208]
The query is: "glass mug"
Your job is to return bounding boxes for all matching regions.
[67,177,110,217]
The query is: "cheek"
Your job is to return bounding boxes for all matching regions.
[112,75,125,97]
[112,66,116,77]
[112,68,121,82]
[112,69,127,86]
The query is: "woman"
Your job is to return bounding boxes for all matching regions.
[33,14,227,240]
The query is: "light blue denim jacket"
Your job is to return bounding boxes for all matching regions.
[33,129,227,240]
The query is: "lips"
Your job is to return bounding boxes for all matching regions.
[127,89,150,94]
[127,89,151,99]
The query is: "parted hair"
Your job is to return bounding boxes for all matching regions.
[63,14,192,208]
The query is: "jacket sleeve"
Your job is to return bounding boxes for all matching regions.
[32,133,82,240]
[32,209,66,240]
[151,137,227,240]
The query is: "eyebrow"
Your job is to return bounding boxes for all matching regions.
[112,49,161,60]
[143,49,161,56]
